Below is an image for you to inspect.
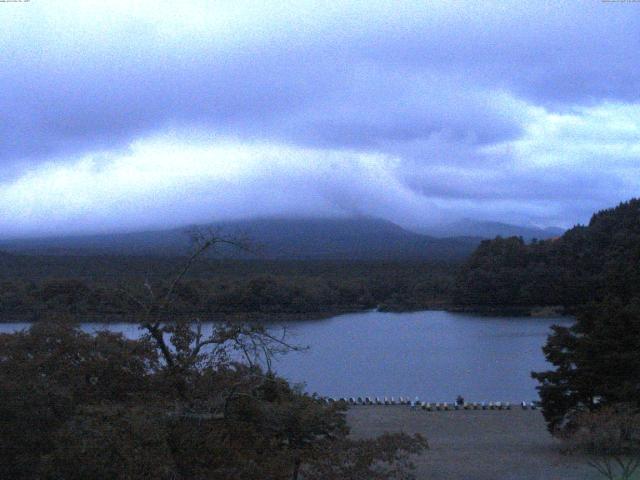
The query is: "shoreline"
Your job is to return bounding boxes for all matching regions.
[0,308,364,324]
[0,304,574,324]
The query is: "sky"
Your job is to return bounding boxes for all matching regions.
[1,0,639,238]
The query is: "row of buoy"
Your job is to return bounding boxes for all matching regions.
[417,401,513,411]
[322,396,415,406]
[318,397,539,410]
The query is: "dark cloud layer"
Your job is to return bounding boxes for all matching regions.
[1,1,639,235]
[3,2,639,164]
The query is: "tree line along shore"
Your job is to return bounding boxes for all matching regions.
[0,258,456,321]
[2,199,640,322]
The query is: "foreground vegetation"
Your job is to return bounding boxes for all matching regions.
[532,297,640,479]
[0,319,426,479]
[458,199,640,478]
[0,236,426,479]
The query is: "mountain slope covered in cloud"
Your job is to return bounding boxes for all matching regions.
[424,220,564,241]
[0,217,480,261]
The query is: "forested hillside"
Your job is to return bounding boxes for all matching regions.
[0,256,456,321]
[454,199,640,309]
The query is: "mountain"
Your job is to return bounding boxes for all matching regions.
[0,217,481,261]
[424,219,564,241]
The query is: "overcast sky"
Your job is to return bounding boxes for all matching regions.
[1,0,639,238]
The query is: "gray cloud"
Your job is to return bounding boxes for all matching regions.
[3,2,638,164]
[1,1,639,235]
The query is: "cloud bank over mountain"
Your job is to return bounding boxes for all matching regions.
[1,1,639,237]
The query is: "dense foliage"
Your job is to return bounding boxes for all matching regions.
[532,299,640,433]
[485,199,640,435]
[454,199,640,309]
[452,199,640,435]
[0,319,426,479]
[0,259,456,321]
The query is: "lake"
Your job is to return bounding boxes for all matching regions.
[0,310,572,403]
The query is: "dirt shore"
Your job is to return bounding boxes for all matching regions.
[347,406,599,480]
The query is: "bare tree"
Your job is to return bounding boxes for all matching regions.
[119,227,302,400]
[106,227,427,479]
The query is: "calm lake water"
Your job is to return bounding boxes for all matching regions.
[0,310,573,403]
